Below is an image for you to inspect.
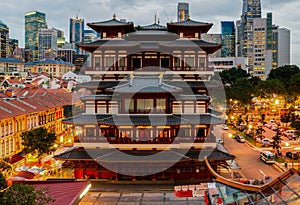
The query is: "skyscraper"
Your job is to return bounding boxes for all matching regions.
[221,21,235,57]
[25,11,47,61]
[38,28,58,60]
[278,28,290,67]
[177,3,189,22]
[9,38,18,57]
[0,20,9,58]
[69,17,84,54]
[237,0,261,69]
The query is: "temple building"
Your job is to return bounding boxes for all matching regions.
[55,14,234,182]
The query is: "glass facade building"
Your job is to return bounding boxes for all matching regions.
[69,17,84,54]
[38,28,58,60]
[25,11,47,61]
[221,21,235,57]
[0,20,9,58]
[177,3,189,22]
[237,0,261,70]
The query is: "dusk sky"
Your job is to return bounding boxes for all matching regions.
[0,0,299,66]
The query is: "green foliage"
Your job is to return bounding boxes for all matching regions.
[227,78,253,106]
[21,127,57,162]
[255,79,285,98]
[268,65,300,87]
[272,130,282,154]
[288,73,300,96]
[1,183,54,205]
[218,67,250,86]
[0,172,7,190]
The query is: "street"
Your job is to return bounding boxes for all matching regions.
[214,125,281,181]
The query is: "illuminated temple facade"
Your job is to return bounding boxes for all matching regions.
[55,15,235,181]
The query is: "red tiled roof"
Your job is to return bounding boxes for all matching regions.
[22,181,90,205]
[15,171,35,179]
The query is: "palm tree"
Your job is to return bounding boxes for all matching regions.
[272,130,282,156]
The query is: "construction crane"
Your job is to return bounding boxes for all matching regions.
[163,9,172,22]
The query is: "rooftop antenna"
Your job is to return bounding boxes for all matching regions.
[76,9,80,18]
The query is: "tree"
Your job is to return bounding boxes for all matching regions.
[260,114,266,124]
[268,65,300,86]
[254,79,285,98]
[227,78,253,111]
[21,127,57,165]
[217,67,250,86]
[255,125,265,142]
[2,183,54,205]
[0,172,7,190]
[272,130,282,155]
[267,65,300,105]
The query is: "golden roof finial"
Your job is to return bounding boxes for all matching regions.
[154,14,157,24]
[130,73,134,78]
[113,13,116,20]
[188,15,191,20]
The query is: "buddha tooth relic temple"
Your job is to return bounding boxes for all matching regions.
[54,14,235,181]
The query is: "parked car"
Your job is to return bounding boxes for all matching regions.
[288,134,298,140]
[222,125,229,130]
[261,138,273,147]
[284,130,297,138]
[286,151,299,160]
[236,135,245,143]
[216,138,224,144]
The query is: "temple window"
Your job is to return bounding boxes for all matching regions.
[94,57,101,68]
[105,57,115,67]
[119,57,126,67]
[160,57,170,68]
[199,57,206,68]
[156,98,166,112]
[124,99,134,113]
[173,57,181,67]
[185,57,194,67]
[137,99,153,113]
[85,127,95,137]
[130,57,141,69]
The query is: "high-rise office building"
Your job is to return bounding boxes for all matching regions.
[25,11,47,61]
[69,17,84,54]
[9,39,18,57]
[84,30,98,43]
[53,28,66,48]
[0,20,9,58]
[57,48,76,63]
[202,34,222,58]
[221,21,235,57]
[177,3,189,22]
[278,28,290,67]
[237,0,261,69]
[38,28,57,60]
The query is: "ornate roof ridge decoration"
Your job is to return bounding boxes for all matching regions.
[87,14,134,27]
[167,18,212,26]
[140,23,167,31]
[106,74,182,93]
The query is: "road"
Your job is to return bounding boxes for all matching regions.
[214,126,281,181]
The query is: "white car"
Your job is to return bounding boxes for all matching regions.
[222,125,229,130]
[261,138,273,147]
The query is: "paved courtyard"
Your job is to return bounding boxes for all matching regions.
[79,191,205,205]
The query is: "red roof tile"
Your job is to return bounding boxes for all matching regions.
[22,181,90,205]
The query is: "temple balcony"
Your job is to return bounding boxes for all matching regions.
[84,66,214,73]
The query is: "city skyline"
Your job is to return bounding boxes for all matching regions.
[0,0,298,65]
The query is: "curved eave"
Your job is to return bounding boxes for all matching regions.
[200,44,222,54]
[87,23,135,34]
[167,23,213,34]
